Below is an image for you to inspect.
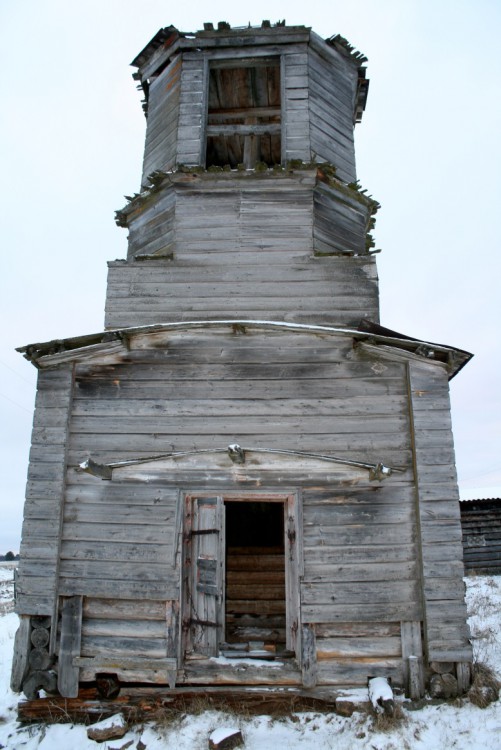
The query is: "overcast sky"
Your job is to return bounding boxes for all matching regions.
[1,0,500,551]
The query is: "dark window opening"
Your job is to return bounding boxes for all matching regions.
[224,501,286,652]
[206,60,281,169]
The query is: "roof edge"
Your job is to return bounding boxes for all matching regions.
[17,319,473,378]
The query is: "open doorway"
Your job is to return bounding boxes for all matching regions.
[183,493,300,662]
[224,501,286,656]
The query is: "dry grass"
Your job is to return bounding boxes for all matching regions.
[468,662,500,708]
[369,702,407,733]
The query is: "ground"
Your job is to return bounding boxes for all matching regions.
[0,563,500,750]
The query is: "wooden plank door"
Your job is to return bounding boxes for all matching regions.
[186,496,225,657]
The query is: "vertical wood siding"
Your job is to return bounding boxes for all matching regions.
[16,365,74,615]
[408,361,472,663]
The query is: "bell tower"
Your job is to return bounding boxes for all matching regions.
[106,22,378,330]
[13,20,473,704]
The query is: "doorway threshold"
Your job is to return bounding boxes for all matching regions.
[181,653,301,686]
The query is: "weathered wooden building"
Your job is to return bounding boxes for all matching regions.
[461,498,501,575]
[12,21,473,702]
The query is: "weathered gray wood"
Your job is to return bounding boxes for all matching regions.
[58,577,178,600]
[16,365,74,617]
[107,171,379,328]
[407,656,425,700]
[75,655,177,670]
[302,601,422,624]
[81,635,167,658]
[180,657,301,686]
[83,598,167,620]
[456,662,471,693]
[285,494,301,655]
[28,647,51,671]
[166,600,179,663]
[58,596,83,698]
[185,496,225,657]
[408,362,472,664]
[401,622,424,698]
[31,627,50,648]
[15,23,473,699]
[316,659,404,688]
[301,624,317,688]
[10,616,31,692]
[82,618,166,638]
[316,636,401,659]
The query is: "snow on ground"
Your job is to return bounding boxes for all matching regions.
[0,568,500,750]
[0,563,16,617]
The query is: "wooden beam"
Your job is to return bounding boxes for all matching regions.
[301,624,317,688]
[58,596,83,698]
[10,616,31,692]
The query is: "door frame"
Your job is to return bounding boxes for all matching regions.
[181,490,302,661]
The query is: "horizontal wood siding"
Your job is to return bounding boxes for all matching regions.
[79,598,175,662]
[408,361,472,663]
[17,366,73,615]
[126,187,176,261]
[67,329,411,468]
[313,181,373,257]
[59,479,179,601]
[313,622,403,687]
[308,39,357,182]
[282,49,311,162]
[176,55,206,166]
[141,55,182,184]
[60,327,417,682]
[460,500,501,575]
[106,177,379,328]
[302,487,422,625]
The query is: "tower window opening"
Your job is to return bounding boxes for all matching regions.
[206,58,281,169]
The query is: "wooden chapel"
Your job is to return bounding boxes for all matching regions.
[12,21,473,703]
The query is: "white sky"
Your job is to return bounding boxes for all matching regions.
[1,0,500,551]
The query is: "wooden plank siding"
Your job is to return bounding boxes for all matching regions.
[308,36,358,183]
[14,23,473,694]
[53,327,422,684]
[16,365,74,616]
[302,487,421,625]
[313,180,374,257]
[139,33,359,178]
[67,330,411,466]
[282,49,311,163]
[408,361,472,663]
[106,175,379,329]
[176,54,206,166]
[58,480,179,601]
[460,500,501,575]
[141,54,182,185]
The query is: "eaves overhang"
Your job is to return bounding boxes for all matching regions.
[17,319,472,379]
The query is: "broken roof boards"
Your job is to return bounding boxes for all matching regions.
[12,22,472,704]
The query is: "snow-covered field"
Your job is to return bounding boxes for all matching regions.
[0,563,499,750]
